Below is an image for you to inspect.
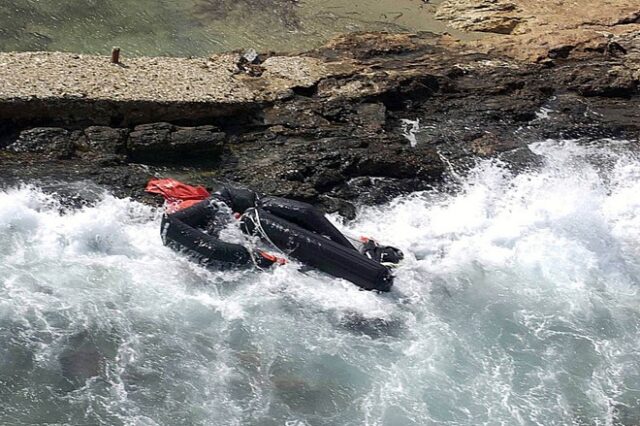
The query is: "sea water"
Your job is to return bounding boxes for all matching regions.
[0,0,474,57]
[1,139,639,425]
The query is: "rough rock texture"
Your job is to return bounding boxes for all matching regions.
[127,123,225,162]
[436,0,640,63]
[436,0,523,35]
[1,3,639,215]
[82,126,128,155]
[8,127,80,159]
[7,123,226,163]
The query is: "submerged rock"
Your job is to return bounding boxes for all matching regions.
[58,330,105,390]
[339,312,405,339]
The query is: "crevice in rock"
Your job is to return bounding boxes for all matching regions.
[0,120,17,148]
[291,83,319,98]
[377,75,440,111]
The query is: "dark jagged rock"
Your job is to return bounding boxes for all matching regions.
[0,31,638,215]
[0,151,157,204]
[82,126,129,155]
[317,195,357,220]
[8,127,82,159]
[127,123,226,163]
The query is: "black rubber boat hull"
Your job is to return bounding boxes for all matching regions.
[241,208,394,292]
[161,200,255,269]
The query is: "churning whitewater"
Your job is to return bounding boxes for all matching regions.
[1,139,640,425]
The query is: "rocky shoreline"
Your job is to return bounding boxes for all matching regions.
[1,1,638,216]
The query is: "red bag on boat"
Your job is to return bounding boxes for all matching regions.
[145,178,210,213]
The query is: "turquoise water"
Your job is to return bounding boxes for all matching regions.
[1,139,640,424]
[0,0,461,56]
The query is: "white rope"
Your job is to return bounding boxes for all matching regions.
[242,208,289,269]
[247,209,288,256]
[246,237,266,271]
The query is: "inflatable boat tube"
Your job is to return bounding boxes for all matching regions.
[259,196,356,250]
[161,200,257,269]
[241,208,394,291]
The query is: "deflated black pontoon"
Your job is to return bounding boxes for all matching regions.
[161,200,268,270]
[240,207,393,291]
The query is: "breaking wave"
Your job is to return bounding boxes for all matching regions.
[1,139,640,425]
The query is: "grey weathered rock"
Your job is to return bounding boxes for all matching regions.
[8,127,81,159]
[127,123,225,162]
[83,126,129,155]
[436,0,522,34]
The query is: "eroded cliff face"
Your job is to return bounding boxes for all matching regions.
[0,2,639,214]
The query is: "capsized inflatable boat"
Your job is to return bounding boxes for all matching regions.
[147,179,403,292]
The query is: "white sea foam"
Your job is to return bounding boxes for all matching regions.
[401,118,421,147]
[1,139,640,425]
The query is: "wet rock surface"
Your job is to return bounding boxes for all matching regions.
[82,126,128,155]
[8,127,80,159]
[0,26,639,215]
[127,123,225,162]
